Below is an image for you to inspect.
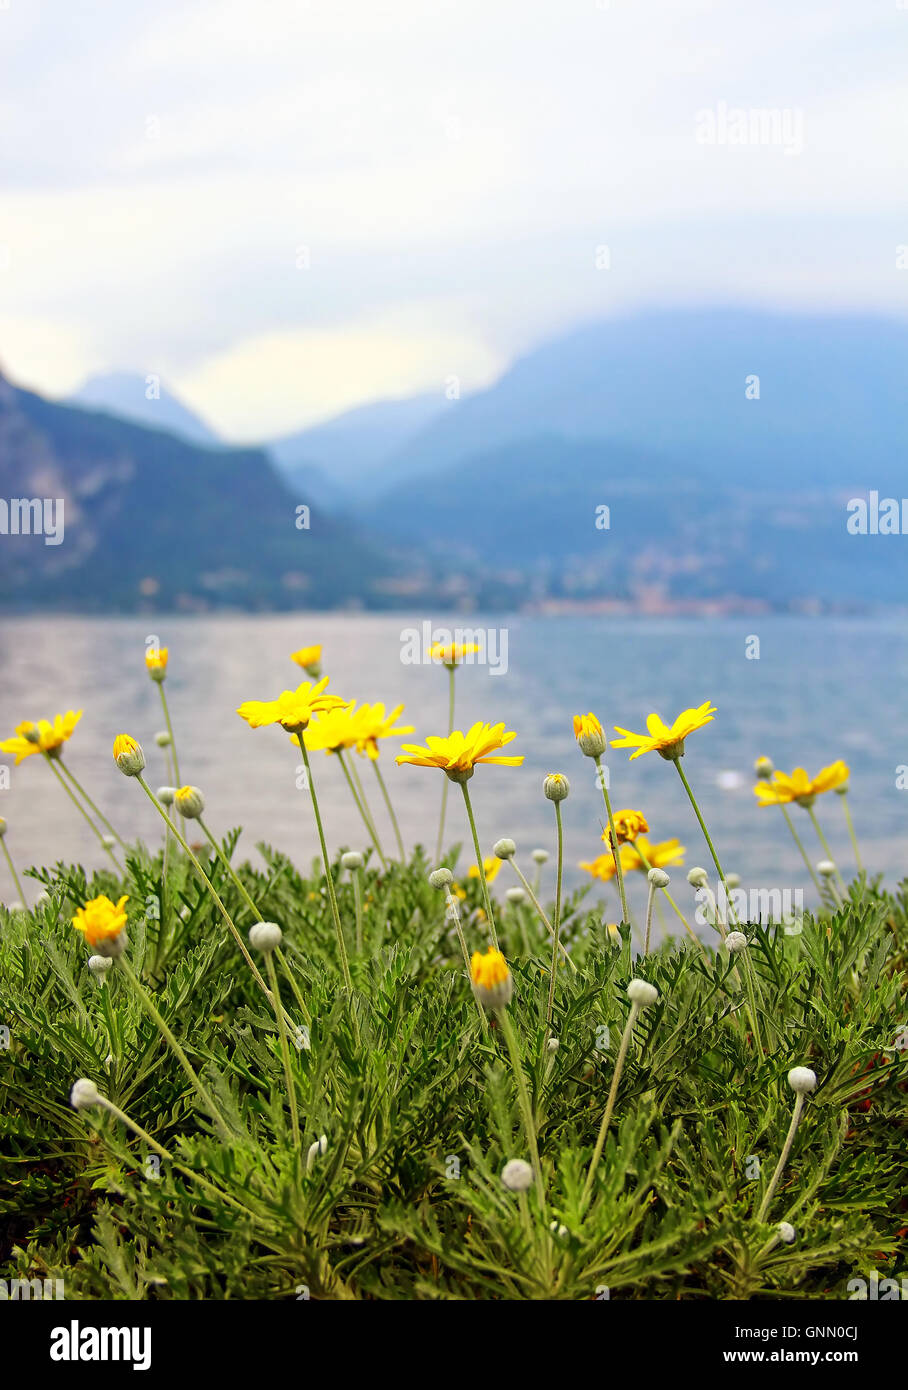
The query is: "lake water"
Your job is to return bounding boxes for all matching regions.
[1,613,904,923]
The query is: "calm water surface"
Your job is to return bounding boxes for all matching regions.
[1,613,905,925]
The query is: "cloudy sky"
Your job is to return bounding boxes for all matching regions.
[1,0,906,439]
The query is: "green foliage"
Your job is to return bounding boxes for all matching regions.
[1,839,905,1300]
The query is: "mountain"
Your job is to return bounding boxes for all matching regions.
[380,309,908,493]
[68,372,221,449]
[0,372,395,611]
[269,392,450,497]
[371,433,893,607]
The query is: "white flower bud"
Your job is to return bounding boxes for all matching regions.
[778,1222,796,1244]
[687,866,709,887]
[154,730,172,747]
[174,785,205,819]
[817,860,837,878]
[88,955,114,980]
[501,1158,534,1192]
[647,867,670,888]
[787,1066,817,1094]
[725,872,741,889]
[249,921,283,952]
[531,848,549,864]
[549,1220,569,1238]
[547,1036,559,1052]
[493,837,516,859]
[341,851,364,870]
[506,887,526,904]
[7,901,25,914]
[725,931,748,953]
[70,1078,102,1110]
[627,979,658,1007]
[543,773,570,802]
[101,835,116,849]
[428,867,453,889]
[156,786,176,805]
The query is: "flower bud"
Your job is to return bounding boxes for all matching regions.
[647,867,670,888]
[506,887,526,904]
[112,734,146,777]
[787,1066,817,1094]
[145,646,168,683]
[88,955,114,980]
[156,786,176,805]
[155,730,172,747]
[725,872,741,889]
[429,867,453,889]
[249,921,283,952]
[493,837,516,860]
[501,1158,534,1192]
[627,978,659,1008]
[70,1078,102,1110]
[341,851,364,870]
[572,713,606,758]
[543,773,570,802]
[817,860,837,878]
[778,1222,796,1244]
[687,866,709,887]
[725,931,748,953]
[174,785,205,819]
[470,946,513,1010]
[101,835,116,850]
[547,1036,559,1052]
[606,922,622,949]
[754,756,774,780]
[531,849,549,865]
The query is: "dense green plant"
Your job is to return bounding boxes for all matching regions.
[1,836,905,1300]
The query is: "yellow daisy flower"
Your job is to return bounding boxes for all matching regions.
[612,701,717,761]
[290,645,322,678]
[72,894,129,949]
[1,711,83,764]
[396,722,523,781]
[579,844,638,882]
[468,855,502,885]
[753,761,849,809]
[429,641,480,668]
[145,646,168,681]
[303,705,362,754]
[237,678,350,735]
[602,808,649,847]
[351,703,414,760]
[622,836,685,872]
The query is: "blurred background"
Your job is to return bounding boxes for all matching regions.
[0,1,905,908]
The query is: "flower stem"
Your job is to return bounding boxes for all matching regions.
[117,954,231,1142]
[545,801,564,1026]
[581,1001,640,1210]
[507,860,576,969]
[297,736,356,1004]
[348,754,385,859]
[136,777,276,1013]
[372,759,405,859]
[672,758,738,925]
[59,760,127,850]
[806,806,847,894]
[499,1010,546,1210]
[196,816,306,1026]
[779,805,823,893]
[444,889,487,1030]
[633,841,705,955]
[1,838,26,904]
[352,865,364,953]
[45,756,124,873]
[264,951,300,1146]
[594,755,629,924]
[643,877,657,956]
[840,792,864,875]
[458,779,499,948]
[756,1092,807,1222]
[741,950,765,1055]
[336,750,387,869]
[157,684,186,838]
[436,666,456,861]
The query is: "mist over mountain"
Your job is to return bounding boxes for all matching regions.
[380,309,908,494]
[69,372,221,449]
